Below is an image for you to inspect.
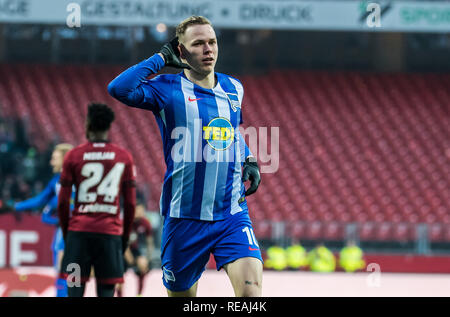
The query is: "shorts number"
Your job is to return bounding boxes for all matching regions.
[78,162,125,203]
[242,226,259,247]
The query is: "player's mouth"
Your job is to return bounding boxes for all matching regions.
[202,57,214,65]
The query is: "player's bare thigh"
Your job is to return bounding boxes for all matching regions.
[57,250,64,271]
[166,281,198,297]
[224,257,263,297]
[136,256,149,274]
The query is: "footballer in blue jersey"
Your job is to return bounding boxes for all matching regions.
[14,143,74,297]
[108,16,263,296]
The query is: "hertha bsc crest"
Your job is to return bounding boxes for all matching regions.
[226,93,241,112]
[163,266,175,283]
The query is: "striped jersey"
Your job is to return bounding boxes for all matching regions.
[108,54,252,221]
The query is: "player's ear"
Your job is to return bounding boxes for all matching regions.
[179,43,187,60]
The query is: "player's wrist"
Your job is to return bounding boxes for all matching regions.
[157,53,166,64]
[245,156,258,166]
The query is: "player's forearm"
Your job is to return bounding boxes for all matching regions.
[57,186,72,237]
[122,203,136,240]
[122,186,136,240]
[57,202,70,234]
[124,248,134,264]
[14,191,50,211]
[107,53,165,106]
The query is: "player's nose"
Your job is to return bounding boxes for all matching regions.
[203,43,213,54]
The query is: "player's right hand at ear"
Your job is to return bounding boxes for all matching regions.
[159,37,191,69]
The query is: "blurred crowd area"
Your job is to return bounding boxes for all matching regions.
[0,116,55,211]
[0,114,150,214]
[1,24,449,74]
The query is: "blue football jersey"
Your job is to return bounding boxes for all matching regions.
[15,173,61,214]
[108,54,253,221]
[15,173,75,225]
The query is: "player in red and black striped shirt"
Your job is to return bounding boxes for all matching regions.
[58,103,136,297]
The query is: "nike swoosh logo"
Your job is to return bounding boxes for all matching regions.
[188,97,202,102]
[248,247,259,251]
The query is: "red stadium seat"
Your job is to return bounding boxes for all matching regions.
[392,223,413,242]
[288,222,307,240]
[253,221,271,240]
[429,224,444,242]
[323,222,344,241]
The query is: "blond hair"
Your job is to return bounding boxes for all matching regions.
[176,16,213,40]
[54,143,74,158]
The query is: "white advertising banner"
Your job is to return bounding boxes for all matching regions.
[0,0,449,33]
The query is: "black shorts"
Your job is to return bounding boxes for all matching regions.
[60,231,124,284]
[131,245,147,259]
[124,246,148,272]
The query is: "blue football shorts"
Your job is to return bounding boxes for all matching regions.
[160,210,263,292]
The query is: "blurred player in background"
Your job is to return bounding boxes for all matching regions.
[108,16,262,297]
[264,244,287,271]
[307,242,336,273]
[12,143,73,297]
[116,203,154,297]
[58,103,136,297]
[339,239,366,273]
